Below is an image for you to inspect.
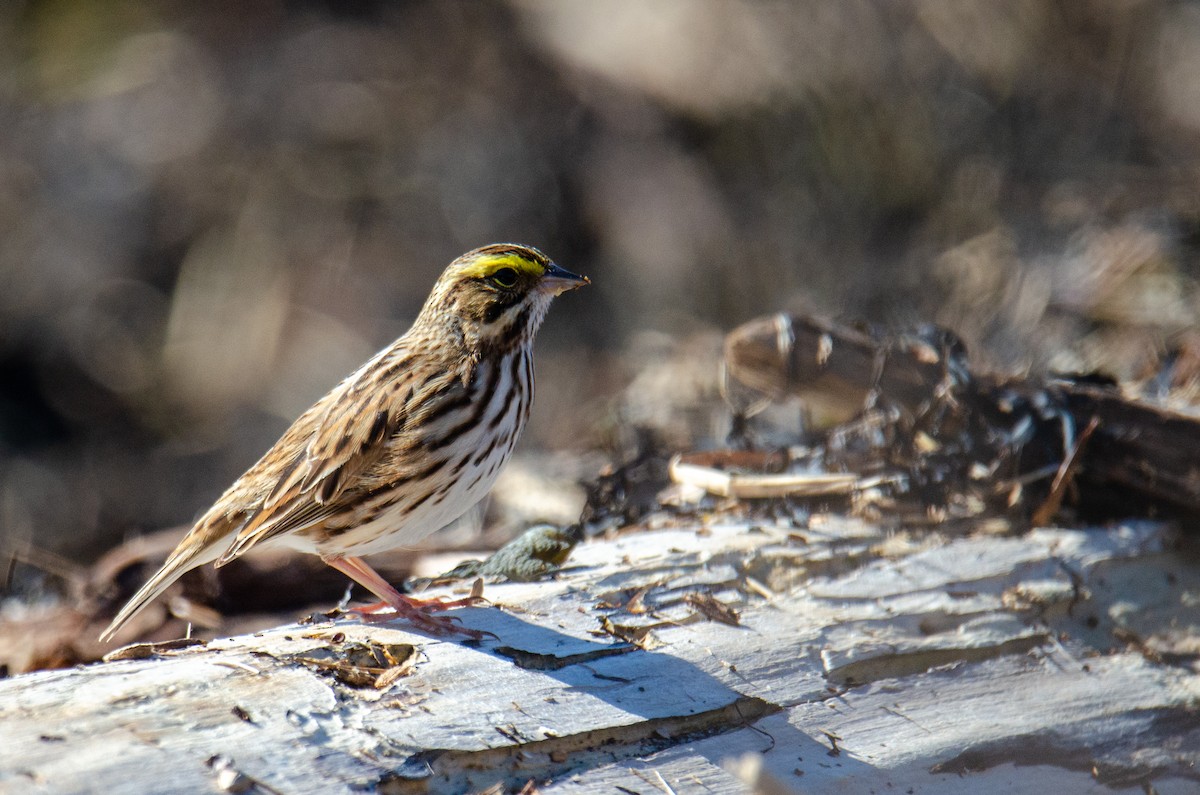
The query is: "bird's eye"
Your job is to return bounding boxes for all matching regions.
[490,267,518,288]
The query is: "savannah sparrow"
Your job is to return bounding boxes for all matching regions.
[100,244,587,642]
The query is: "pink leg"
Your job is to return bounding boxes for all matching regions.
[321,555,484,638]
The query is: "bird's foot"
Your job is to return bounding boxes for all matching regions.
[322,555,492,639]
[347,593,490,639]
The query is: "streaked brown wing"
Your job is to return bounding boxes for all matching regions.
[215,350,470,564]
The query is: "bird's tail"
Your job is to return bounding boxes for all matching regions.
[98,540,221,643]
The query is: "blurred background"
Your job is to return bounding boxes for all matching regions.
[2,0,1199,564]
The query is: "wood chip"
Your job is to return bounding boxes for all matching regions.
[102,638,207,662]
[670,453,860,499]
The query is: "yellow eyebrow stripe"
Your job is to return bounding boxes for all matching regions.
[459,253,547,280]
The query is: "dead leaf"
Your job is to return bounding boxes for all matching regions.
[684,592,741,626]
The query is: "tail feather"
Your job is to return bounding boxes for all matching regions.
[98,541,220,643]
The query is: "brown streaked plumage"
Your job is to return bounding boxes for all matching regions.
[100,244,587,642]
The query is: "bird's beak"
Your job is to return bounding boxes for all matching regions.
[539,261,590,295]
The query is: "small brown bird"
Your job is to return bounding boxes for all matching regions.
[100,244,587,642]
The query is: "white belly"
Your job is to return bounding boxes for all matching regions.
[303,350,529,557]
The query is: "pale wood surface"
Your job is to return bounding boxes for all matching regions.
[1,517,1197,794]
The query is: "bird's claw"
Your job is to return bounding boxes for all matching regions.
[343,594,489,639]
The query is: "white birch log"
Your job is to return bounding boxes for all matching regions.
[1,517,1196,794]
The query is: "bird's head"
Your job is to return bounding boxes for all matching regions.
[419,244,588,353]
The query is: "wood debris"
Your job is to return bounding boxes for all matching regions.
[669,451,860,499]
[722,312,1200,523]
[101,637,207,662]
